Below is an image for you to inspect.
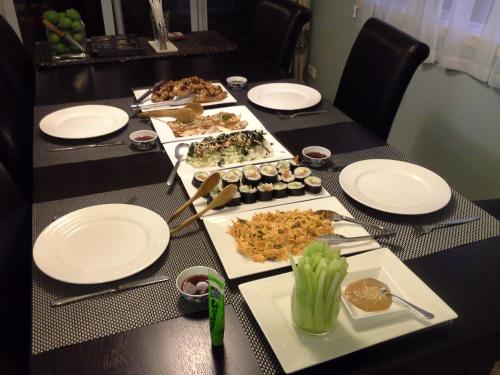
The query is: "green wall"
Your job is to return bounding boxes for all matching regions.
[307,0,500,200]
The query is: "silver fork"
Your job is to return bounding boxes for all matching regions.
[414,216,480,235]
[276,110,327,119]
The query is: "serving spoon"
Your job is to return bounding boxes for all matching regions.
[166,172,221,223]
[166,143,190,186]
[170,184,238,236]
[138,103,204,122]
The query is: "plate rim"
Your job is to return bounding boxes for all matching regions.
[339,159,452,215]
[39,104,129,140]
[33,204,170,284]
[247,83,322,110]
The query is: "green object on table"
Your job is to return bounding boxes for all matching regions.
[290,241,348,335]
[43,10,59,24]
[58,16,72,30]
[66,8,81,22]
[72,32,83,42]
[71,21,82,32]
[48,32,60,44]
[208,272,225,346]
[54,43,67,55]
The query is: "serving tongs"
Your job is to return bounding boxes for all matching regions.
[319,231,397,244]
[130,95,194,111]
[316,210,391,232]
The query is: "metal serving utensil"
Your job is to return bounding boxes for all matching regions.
[316,210,391,232]
[49,141,124,152]
[276,110,327,119]
[166,143,190,186]
[319,231,396,244]
[134,79,167,104]
[380,287,434,319]
[414,216,480,235]
[130,95,194,111]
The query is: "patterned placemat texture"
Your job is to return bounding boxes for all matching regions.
[34,97,158,168]
[32,145,499,375]
[35,32,238,68]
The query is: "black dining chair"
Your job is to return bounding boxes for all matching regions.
[334,17,430,141]
[0,15,35,200]
[250,0,312,72]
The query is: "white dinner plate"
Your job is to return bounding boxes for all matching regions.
[247,83,321,110]
[33,204,170,284]
[239,248,457,374]
[339,159,451,215]
[39,105,129,139]
[132,83,237,108]
[204,196,379,279]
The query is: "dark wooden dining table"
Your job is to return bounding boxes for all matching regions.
[29,44,500,375]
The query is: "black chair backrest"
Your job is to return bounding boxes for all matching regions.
[251,0,311,72]
[334,18,430,141]
[0,15,35,199]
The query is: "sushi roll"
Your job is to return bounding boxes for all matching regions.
[279,168,295,183]
[277,160,291,173]
[287,181,305,196]
[304,176,322,194]
[242,165,261,186]
[272,181,288,198]
[221,169,241,188]
[289,156,304,172]
[239,184,257,204]
[192,171,209,188]
[257,183,274,201]
[260,163,278,183]
[293,166,312,181]
[226,191,242,207]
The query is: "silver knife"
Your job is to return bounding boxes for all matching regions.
[51,275,170,307]
[63,32,86,53]
[50,141,124,151]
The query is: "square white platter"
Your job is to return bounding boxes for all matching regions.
[163,132,292,175]
[149,105,267,143]
[133,83,237,108]
[204,196,381,279]
[239,248,458,374]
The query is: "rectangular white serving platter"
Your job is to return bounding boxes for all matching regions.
[162,132,293,176]
[203,196,382,279]
[150,105,267,143]
[133,83,237,108]
[239,248,458,374]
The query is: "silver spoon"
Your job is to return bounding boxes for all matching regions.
[380,287,434,320]
[167,143,190,186]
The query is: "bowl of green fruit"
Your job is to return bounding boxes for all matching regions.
[43,8,87,59]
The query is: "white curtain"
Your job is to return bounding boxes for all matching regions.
[359,0,500,88]
[293,0,311,82]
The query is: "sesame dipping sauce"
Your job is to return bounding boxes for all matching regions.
[344,278,392,312]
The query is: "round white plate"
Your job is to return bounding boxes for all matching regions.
[33,204,170,284]
[339,159,451,215]
[247,83,321,110]
[39,105,129,139]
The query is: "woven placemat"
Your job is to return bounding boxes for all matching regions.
[31,145,499,375]
[35,31,238,68]
[34,97,158,168]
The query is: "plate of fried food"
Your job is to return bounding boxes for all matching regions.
[149,105,267,143]
[133,76,237,108]
[203,196,380,279]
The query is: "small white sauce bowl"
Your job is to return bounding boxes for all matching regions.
[176,265,220,303]
[130,130,158,150]
[302,146,331,168]
[226,76,247,90]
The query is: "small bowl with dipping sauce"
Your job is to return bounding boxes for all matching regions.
[226,76,247,90]
[302,146,331,168]
[130,130,158,150]
[176,266,219,303]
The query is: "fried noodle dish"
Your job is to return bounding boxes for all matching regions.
[228,209,334,262]
[151,76,227,103]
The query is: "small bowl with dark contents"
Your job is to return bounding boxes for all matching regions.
[130,130,158,150]
[176,266,219,303]
[302,146,331,168]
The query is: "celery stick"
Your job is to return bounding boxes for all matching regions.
[314,270,326,331]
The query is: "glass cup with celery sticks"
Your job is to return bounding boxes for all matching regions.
[289,241,348,335]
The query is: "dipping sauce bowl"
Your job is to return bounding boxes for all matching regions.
[130,130,158,150]
[176,266,219,303]
[226,76,247,90]
[302,146,331,168]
